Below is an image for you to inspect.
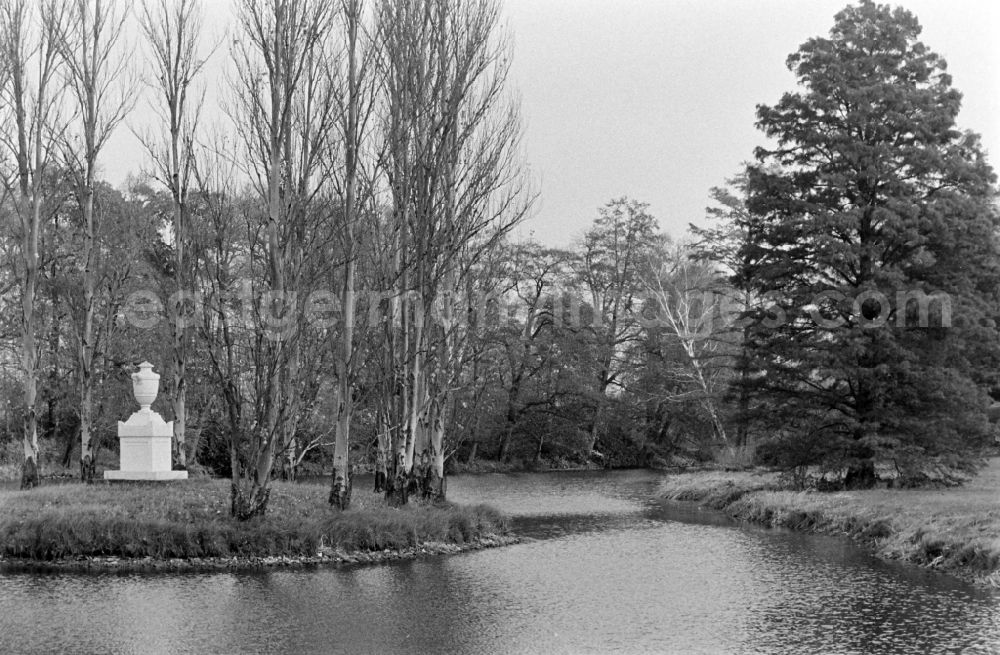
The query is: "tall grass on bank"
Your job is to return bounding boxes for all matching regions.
[0,479,507,561]
[660,460,1000,582]
[661,469,781,507]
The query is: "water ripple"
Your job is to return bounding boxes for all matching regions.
[1,469,997,654]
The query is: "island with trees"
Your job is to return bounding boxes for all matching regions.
[0,0,997,585]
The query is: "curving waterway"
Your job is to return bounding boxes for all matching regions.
[1,469,998,654]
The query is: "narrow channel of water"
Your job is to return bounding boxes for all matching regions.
[1,469,997,654]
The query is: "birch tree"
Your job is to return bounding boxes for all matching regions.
[690,179,764,450]
[644,244,730,446]
[0,0,66,488]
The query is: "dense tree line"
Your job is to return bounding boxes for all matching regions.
[0,0,996,513]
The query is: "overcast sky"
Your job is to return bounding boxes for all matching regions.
[106,0,1000,247]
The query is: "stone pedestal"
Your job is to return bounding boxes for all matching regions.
[104,362,187,482]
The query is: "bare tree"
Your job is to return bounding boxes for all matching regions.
[190,133,247,491]
[226,0,338,519]
[0,0,66,488]
[327,0,378,510]
[378,0,532,503]
[138,0,212,471]
[55,0,132,482]
[494,242,569,462]
[576,198,664,460]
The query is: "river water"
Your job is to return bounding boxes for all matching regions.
[1,469,998,654]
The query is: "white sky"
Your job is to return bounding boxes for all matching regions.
[104,0,1000,247]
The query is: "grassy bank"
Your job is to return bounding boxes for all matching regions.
[661,460,1000,586]
[0,478,510,568]
[449,456,603,475]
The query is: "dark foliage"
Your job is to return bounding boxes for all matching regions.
[738,0,1000,479]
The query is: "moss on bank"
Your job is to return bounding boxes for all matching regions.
[0,479,510,566]
[660,460,1000,586]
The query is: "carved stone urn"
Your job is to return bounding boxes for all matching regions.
[132,361,160,411]
[104,361,187,481]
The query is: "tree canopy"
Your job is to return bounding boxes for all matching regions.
[740,0,1000,481]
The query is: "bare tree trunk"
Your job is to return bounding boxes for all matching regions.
[405,315,423,474]
[426,398,446,500]
[329,284,354,508]
[586,385,607,459]
[78,182,97,482]
[49,236,68,468]
[373,409,389,492]
[686,344,728,445]
[498,424,513,463]
[498,337,527,462]
[2,0,64,489]
[329,352,354,508]
[387,205,408,489]
[169,118,188,471]
[171,183,189,470]
[56,0,131,483]
[169,145,188,470]
[20,211,39,488]
[585,346,614,458]
[414,391,431,497]
[329,0,365,510]
[230,471,271,520]
[19,175,41,487]
[736,318,752,449]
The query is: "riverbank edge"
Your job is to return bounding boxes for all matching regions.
[0,463,605,483]
[0,533,520,574]
[662,476,1000,588]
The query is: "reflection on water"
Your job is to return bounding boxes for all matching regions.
[1,469,998,654]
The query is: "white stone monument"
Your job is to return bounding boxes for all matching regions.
[104,361,188,481]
